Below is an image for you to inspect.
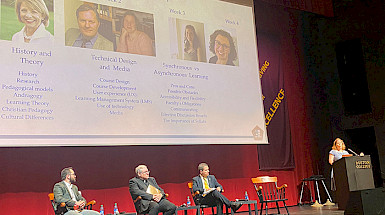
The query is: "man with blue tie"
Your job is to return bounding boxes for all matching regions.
[192,163,242,215]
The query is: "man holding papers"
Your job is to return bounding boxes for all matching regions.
[129,165,176,215]
[192,163,242,215]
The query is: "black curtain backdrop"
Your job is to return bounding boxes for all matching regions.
[260,0,334,17]
[257,33,295,170]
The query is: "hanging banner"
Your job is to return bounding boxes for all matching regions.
[257,33,295,170]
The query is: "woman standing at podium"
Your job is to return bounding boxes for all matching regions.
[329,138,350,165]
[329,138,350,191]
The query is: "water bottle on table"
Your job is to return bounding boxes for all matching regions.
[187,196,191,207]
[100,205,104,215]
[245,191,249,200]
[114,202,119,214]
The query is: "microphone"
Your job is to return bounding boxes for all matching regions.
[347,148,359,156]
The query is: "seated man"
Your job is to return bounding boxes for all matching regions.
[192,163,241,215]
[129,165,176,215]
[65,4,113,51]
[53,167,99,215]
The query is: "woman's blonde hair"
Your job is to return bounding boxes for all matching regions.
[15,0,50,27]
[332,138,346,150]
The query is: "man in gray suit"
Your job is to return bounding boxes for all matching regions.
[192,163,242,215]
[129,165,176,215]
[53,167,99,215]
[65,4,113,51]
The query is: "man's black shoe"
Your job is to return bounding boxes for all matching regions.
[230,202,242,212]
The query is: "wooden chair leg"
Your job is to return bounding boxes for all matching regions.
[283,201,289,215]
[265,203,268,215]
[196,208,200,215]
[275,201,280,214]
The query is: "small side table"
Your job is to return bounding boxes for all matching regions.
[299,175,333,204]
[175,205,201,215]
[113,213,136,215]
[226,200,258,215]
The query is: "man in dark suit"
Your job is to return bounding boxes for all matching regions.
[192,163,241,215]
[129,165,176,215]
[53,167,99,215]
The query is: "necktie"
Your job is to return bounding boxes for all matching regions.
[81,39,88,48]
[204,177,210,190]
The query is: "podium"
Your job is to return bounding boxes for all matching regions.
[333,155,375,210]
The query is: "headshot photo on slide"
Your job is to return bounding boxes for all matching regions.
[116,9,155,56]
[64,0,114,51]
[207,27,238,66]
[169,18,207,62]
[0,0,54,44]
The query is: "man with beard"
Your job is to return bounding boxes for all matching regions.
[53,167,99,215]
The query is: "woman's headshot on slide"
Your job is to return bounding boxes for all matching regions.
[183,25,202,62]
[116,11,154,56]
[12,0,53,44]
[209,29,237,66]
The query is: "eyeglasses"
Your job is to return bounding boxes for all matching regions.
[142,171,150,174]
[214,40,230,50]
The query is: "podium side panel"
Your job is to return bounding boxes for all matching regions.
[334,158,349,210]
[345,157,357,191]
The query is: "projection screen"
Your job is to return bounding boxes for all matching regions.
[0,0,267,146]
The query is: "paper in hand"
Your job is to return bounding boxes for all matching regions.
[203,188,216,196]
[146,184,161,194]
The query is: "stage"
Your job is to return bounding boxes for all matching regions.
[235,204,343,215]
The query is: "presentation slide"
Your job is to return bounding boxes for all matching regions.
[0,0,267,146]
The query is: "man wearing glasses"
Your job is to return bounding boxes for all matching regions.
[129,165,176,215]
[53,167,99,215]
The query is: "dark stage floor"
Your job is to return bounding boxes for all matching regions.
[236,204,344,215]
